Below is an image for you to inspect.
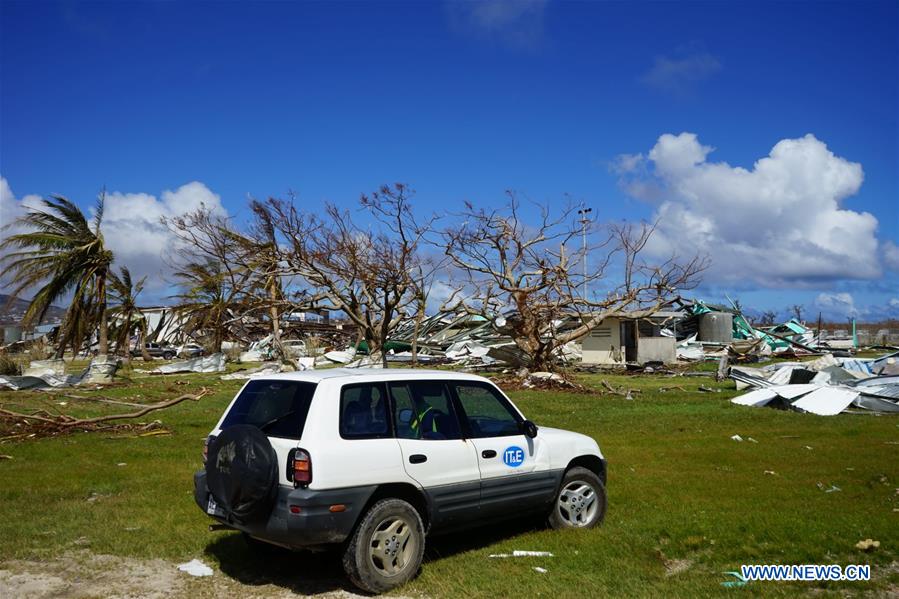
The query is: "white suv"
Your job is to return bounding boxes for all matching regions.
[194,368,607,593]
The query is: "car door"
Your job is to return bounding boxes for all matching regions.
[449,381,555,517]
[389,381,481,529]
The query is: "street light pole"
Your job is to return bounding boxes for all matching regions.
[577,205,593,301]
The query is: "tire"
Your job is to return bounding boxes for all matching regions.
[205,425,278,525]
[163,352,175,360]
[548,466,607,530]
[342,498,425,594]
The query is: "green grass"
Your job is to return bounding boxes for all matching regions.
[1,367,897,597]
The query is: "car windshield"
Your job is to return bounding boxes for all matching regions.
[220,379,317,440]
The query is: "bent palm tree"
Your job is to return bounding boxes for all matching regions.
[108,266,150,361]
[0,194,114,358]
[173,260,244,354]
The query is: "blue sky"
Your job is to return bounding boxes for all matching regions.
[1,0,897,320]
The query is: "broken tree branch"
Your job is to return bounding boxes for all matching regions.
[0,388,210,431]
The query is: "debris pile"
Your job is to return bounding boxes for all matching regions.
[729,351,899,416]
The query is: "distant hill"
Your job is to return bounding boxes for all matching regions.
[0,294,66,325]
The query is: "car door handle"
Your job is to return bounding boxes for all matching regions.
[481,450,497,459]
[409,454,427,464]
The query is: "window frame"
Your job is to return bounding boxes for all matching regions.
[385,380,465,441]
[449,380,524,439]
[338,381,393,440]
[220,379,317,441]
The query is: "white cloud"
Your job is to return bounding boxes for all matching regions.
[609,153,644,175]
[890,298,899,309]
[1,176,42,239]
[883,240,899,271]
[641,48,721,96]
[446,0,549,49]
[815,292,857,317]
[618,133,881,287]
[1,177,226,300]
[102,182,226,295]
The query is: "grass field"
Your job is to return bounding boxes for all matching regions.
[0,361,897,597]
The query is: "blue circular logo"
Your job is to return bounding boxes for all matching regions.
[503,446,525,468]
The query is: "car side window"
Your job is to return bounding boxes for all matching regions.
[340,383,390,439]
[453,382,521,438]
[390,381,461,440]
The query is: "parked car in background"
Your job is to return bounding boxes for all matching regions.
[131,342,176,359]
[177,343,206,358]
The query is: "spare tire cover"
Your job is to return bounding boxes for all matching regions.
[206,424,278,524]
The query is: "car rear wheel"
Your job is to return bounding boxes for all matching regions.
[342,498,424,594]
[548,466,606,529]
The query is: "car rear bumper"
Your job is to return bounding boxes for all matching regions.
[194,470,376,548]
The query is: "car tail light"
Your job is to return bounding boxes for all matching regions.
[203,435,216,463]
[287,448,312,487]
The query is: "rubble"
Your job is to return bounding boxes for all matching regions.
[729,350,899,416]
[0,356,121,390]
[149,353,225,374]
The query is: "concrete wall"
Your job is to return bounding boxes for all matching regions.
[636,337,676,365]
[582,318,624,365]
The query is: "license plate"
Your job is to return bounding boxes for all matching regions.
[206,496,218,515]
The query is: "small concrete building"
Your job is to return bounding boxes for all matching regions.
[581,311,681,366]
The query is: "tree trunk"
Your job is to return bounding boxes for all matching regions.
[410,301,425,367]
[269,282,284,362]
[140,325,152,362]
[97,272,109,356]
[121,313,132,363]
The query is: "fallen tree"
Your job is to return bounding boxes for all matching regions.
[0,388,209,437]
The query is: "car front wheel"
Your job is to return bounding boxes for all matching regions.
[548,466,607,529]
[342,498,425,594]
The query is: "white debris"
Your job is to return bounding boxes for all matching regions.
[177,559,213,577]
[322,348,356,364]
[295,357,315,370]
[221,362,282,380]
[533,567,548,574]
[489,550,555,559]
[153,353,225,374]
[730,435,743,442]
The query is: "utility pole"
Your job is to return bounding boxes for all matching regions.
[577,205,593,300]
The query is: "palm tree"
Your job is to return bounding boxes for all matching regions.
[0,194,114,359]
[108,266,151,362]
[172,260,240,354]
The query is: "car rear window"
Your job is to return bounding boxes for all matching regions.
[220,379,317,440]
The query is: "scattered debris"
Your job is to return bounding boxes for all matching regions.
[816,482,842,493]
[149,354,225,374]
[0,389,208,437]
[488,550,555,558]
[855,539,880,552]
[721,571,748,588]
[176,559,213,577]
[220,362,283,380]
[730,434,743,442]
[533,567,548,574]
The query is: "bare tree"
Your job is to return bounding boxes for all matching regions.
[790,304,804,323]
[164,207,253,353]
[256,184,435,368]
[758,310,778,327]
[440,195,707,372]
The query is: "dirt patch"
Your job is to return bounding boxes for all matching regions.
[0,551,381,598]
[0,551,183,599]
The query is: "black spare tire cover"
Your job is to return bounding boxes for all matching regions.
[206,424,278,524]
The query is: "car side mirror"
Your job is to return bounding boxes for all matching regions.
[521,419,538,438]
[398,409,413,424]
